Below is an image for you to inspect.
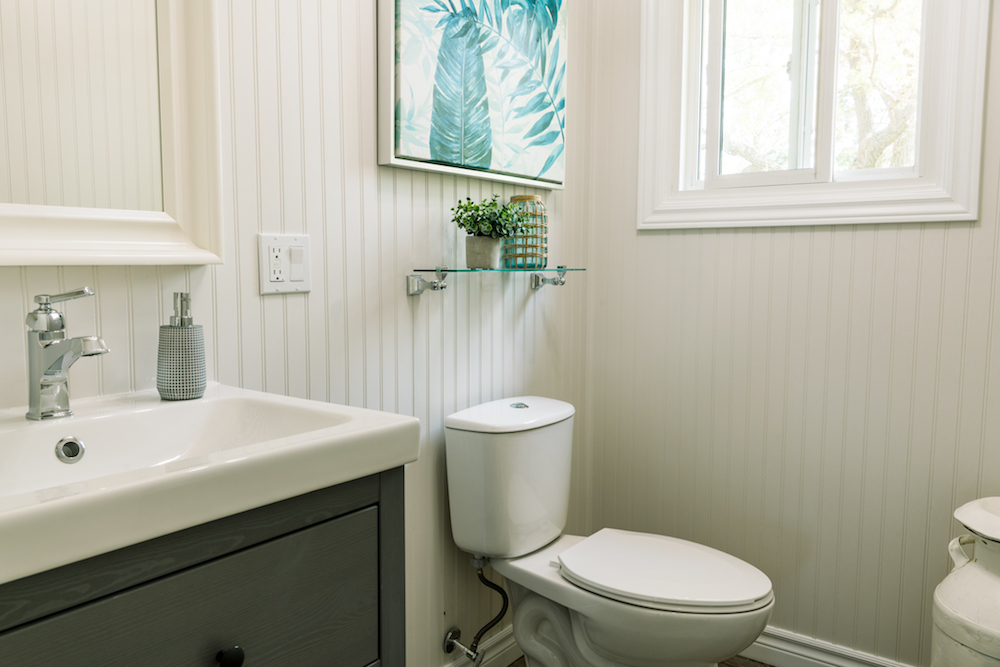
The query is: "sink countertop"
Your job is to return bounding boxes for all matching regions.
[0,383,420,586]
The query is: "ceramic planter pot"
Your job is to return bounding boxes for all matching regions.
[466,235,502,269]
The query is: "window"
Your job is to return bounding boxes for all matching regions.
[698,0,826,187]
[637,0,990,229]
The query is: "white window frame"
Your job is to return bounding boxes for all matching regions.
[702,0,831,189]
[637,0,990,230]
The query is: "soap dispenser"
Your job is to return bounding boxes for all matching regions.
[156,292,206,400]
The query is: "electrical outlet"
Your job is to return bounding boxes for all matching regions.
[268,246,285,282]
[258,234,311,294]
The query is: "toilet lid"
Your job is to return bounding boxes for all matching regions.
[445,396,575,433]
[556,528,774,614]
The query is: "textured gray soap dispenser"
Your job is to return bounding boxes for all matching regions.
[156,292,206,400]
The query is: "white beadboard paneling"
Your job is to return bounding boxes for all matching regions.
[0,2,589,665]
[0,267,26,410]
[32,0,1000,665]
[583,1,1000,665]
[253,0,286,398]
[128,267,156,391]
[93,265,132,395]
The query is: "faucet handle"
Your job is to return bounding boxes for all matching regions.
[34,287,95,307]
[27,287,95,333]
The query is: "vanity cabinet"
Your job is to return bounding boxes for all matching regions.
[0,468,405,667]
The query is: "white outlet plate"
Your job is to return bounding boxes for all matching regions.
[258,234,311,295]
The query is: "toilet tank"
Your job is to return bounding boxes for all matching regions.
[445,397,575,559]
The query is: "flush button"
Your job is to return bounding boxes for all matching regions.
[510,402,529,409]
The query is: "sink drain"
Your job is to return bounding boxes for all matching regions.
[55,437,85,464]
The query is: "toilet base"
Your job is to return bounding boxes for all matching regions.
[507,581,720,667]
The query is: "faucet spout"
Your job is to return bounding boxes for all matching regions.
[38,336,109,375]
[78,335,111,358]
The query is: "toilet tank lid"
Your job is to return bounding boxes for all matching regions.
[445,397,575,433]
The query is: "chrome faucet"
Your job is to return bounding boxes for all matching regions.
[25,287,110,420]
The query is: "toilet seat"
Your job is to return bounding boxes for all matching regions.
[555,528,774,614]
[492,534,775,667]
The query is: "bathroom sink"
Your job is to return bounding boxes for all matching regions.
[0,383,420,585]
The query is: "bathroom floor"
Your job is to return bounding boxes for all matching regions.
[507,657,769,667]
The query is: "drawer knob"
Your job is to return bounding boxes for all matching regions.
[215,646,245,666]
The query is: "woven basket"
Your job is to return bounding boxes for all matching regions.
[504,195,548,269]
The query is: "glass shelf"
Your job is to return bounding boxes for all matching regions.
[413,267,585,273]
[407,266,585,295]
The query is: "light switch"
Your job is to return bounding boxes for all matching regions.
[289,245,305,281]
[258,234,311,294]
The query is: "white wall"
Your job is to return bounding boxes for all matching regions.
[578,2,1000,666]
[0,1,591,664]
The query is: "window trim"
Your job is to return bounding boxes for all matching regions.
[636,0,990,230]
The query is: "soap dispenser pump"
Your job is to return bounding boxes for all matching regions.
[156,292,206,400]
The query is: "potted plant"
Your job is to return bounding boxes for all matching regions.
[451,195,526,269]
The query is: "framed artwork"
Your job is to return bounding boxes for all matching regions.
[378,0,566,189]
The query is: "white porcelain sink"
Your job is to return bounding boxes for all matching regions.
[0,383,420,585]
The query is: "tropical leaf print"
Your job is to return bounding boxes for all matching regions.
[397,1,441,157]
[503,0,560,74]
[467,0,565,177]
[401,0,566,182]
[428,8,493,168]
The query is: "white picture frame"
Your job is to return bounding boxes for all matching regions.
[377,0,567,190]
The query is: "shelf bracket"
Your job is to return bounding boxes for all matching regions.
[530,266,568,290]
[407,267,448,296]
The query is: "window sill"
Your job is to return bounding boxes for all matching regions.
[639,178,978,230]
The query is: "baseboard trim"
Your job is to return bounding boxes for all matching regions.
[443,625,522,667]
[741,627,916,667]
[441,623,917,667]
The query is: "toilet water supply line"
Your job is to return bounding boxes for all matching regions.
[444,557,511,666]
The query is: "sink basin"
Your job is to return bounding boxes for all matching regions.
[0,383,420,585]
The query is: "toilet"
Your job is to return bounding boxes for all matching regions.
[444,397,774,667]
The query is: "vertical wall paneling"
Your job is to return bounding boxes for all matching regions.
[0,1,589,664]
[31,0,1000,662]
[0,267,26,410]
[255,0,284,397]
[580,1,1000,665]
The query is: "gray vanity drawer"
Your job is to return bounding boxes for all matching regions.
[0,506,379,666]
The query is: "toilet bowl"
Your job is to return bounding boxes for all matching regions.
[493,533,773,667]
[445,397,774,667]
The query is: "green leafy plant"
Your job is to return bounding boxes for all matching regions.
[451,195,526,238]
